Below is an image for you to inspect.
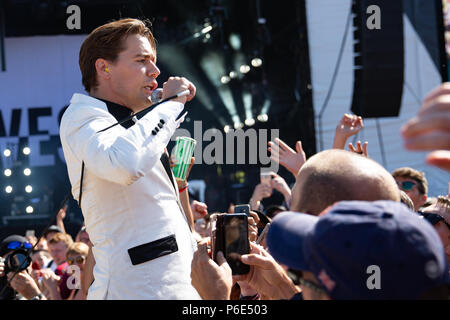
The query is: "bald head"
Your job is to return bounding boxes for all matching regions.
[291,149,400,215]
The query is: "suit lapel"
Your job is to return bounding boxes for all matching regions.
[102,98,177,194]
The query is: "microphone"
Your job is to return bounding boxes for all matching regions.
[98,89,191,133]
[151,88,190,104]
[151,88,164,103]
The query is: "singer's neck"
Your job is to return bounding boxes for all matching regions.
[89,88,146,114]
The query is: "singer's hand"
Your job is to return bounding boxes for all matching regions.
[162,77,196,104]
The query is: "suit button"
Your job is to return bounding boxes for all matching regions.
[155,127,160,132]
[152,130,157,135]
[157,123,163,128]
[160,119,165,124]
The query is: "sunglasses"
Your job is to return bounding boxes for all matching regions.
[299,277,329,295]
[418,212,450,229]
[7,241,32,250]
[397,181,417,191]
[67,255,86,265]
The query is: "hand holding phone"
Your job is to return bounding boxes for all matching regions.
[212,214,250,275]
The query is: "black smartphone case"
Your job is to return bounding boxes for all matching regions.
[213,214,250,275]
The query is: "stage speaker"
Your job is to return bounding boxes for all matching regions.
[351,0,404,118]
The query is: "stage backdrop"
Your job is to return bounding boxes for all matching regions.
[0,35,87,218]
[0,35,86,168]
[306,0,449,196]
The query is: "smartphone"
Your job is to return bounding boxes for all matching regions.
[260,172,272,186]
[234,204,250,216]
[213,214,250,275]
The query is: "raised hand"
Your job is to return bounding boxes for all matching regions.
[402,83,450,171]
[162,76,196,104]
[268,138,306,177]
[270,172,292,203]
[250,183,273,211]
[348,141,369,157]
[333,114,364,149]
[190,241,232,300]
[191,200,208,220]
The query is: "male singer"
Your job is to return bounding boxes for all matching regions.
[59,18,201,299]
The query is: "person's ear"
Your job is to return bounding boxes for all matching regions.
[95,59,111,79]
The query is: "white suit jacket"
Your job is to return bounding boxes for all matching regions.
[59,93,201,300]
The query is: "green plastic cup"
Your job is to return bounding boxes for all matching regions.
[171,136,197,181]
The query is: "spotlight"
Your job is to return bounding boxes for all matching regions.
[23,147,31,155]
[23,168,31,176]
[25,185,33,193]
[240,65,250,74]
[5,186,13,193]
[205,33,211,40]
[26,206,34,214]
[229,71,237,79]
[3,149,11,157]
[228,33,241,50]
[223,125,230,133]
[244,118,255,126]
[221,76,230,84]
[251,58,263,67]
[234,122,244,130]
[257,114,269,122]
[4,169,12,177]
[201,25,213,34]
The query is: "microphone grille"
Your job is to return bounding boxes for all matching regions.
[151,88,163,103]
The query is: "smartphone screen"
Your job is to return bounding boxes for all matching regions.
[223,214,250,275]
[234,204,250,216]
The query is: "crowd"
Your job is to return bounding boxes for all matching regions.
[1,17,449,300]
[1,82,448,300]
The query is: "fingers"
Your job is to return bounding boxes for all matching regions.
[404,132,450,151]
[216,251,227,267]
[348,142,356,153]
[295,141,303,154]
[240,253,274,270]
[249,211,260,225]
[182,77,196,102]
[425,150,450,171]
[196,241,210,262]
[186,156,195,177]
[162,76,193,104]
[422,82,450,106]
[402,112,450,139]
[362,141,368,156]
[268,140,281,155]
[356,141,363,153]
[274,138,293,152]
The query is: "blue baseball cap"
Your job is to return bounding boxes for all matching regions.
[267,200,449,299]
